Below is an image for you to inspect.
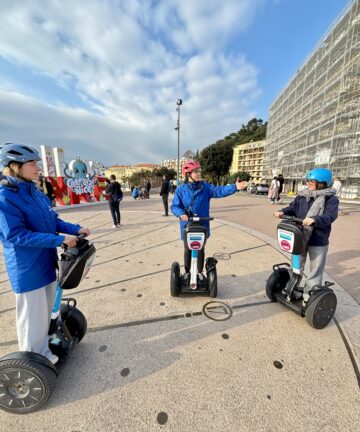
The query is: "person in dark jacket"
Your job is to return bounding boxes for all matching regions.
[146,179,151,198]
[105,174,123,228]
[37,174,55,205]
[160,175,170,216]
[277,173,284,203]
[274,168,338,305]
[0,143,90,364]
[171,160,247,280]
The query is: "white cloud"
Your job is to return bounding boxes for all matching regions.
[0,0,264,164]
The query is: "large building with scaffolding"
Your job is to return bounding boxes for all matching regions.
[264,0,360,198]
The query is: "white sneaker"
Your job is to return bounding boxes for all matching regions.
[198,272,205,281]
[47,353,59,365]
[112,224,117,228]
[302,293,310,307]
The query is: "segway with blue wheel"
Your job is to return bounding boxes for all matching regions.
[170,216,218,297]
[266,215,337,329]
[0,235,95,414]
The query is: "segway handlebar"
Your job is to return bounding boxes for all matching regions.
[60,233,88,250]
[280,215,304,224]
[188,216,214,222]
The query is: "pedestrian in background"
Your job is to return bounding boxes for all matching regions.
[146,178,151,198]
[37,174,56,206]
[333,177,343,215]
[132,186,139,199]
[160,175,170,216]
[268,176,280,204]
[277,173,284,204]
[105,174,123,228]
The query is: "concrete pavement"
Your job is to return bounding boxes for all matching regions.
[0,196,359,431]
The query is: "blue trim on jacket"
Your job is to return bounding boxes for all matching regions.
[281,194,339,246]
[0,177,82,293]
[171,181,237,239]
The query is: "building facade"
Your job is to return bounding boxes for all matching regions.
[230,140,266,182]
[160,157,189,172]
[264,0,360,198]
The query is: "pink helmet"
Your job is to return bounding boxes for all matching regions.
[182,160,201,177]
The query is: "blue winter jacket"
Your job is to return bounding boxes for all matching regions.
[0,177,82,293]
[171,181,237,239]
[281,195,339,247]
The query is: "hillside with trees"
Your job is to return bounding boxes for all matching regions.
[197,118,267,184]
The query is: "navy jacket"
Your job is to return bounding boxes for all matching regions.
[281,195,339,246]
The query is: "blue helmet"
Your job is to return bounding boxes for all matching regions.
[305,168,333,186]
[0,143,41,167]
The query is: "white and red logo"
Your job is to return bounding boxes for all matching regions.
[190,241,201,250]
[280,240,291,251]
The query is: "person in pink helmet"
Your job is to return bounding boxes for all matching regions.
[171,160,247,281]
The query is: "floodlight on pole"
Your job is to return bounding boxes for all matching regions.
[175,98,182,186]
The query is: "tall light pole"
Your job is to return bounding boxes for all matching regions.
[175,98,182,185]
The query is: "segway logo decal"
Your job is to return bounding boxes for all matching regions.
[190,241,201,250]
[278,229,294,253]
[280,240,291,251]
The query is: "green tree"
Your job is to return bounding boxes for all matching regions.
[129,169,152,186]
[228,170,252,182]
[152,167,177,180]
[198,140,234,184]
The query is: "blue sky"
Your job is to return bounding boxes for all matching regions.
[0,0,350,165]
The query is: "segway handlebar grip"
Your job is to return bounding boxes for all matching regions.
[281,215,304,224]
[189,216,214,222]
[60,233,88,250]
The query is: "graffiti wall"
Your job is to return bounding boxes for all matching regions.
[40,146,108,206]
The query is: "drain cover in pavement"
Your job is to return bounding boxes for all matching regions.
[202,301,233,321]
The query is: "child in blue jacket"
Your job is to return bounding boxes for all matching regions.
[171,160,247,281]
[274,168,338,304]
[0,143,90,364]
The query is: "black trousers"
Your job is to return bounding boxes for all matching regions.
[184,248,205,273]
[109,199,120,225]
[161,194,169,215]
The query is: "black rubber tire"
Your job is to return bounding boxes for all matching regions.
[305,291,337,329]
[266,268,290,302]
[60,305,87,343]
[208,268,218,298]
[0,359,57,414]
[170,262,180,297]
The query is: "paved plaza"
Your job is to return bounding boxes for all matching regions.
[0,194,359,431]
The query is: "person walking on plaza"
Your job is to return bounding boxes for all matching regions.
[333,176,343,215]
[146,178,151,198]
[268,176,280,204]
[277,173,285,203]
[171,160,247,281]
[0,142,90,365]
[274,168,338,306]
[105,174,123,228]
[160,175,170,216]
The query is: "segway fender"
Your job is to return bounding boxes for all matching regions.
[0,351,59,376]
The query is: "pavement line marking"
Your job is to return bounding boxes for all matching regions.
[334,317,360,389]
[95,223,174,251]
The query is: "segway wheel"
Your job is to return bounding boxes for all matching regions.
[266,268,290,302]
[0,359,57,414]
[305,291,337,329]
[170,262,181,297]
[208,267,218,298]
[61,305,87,343]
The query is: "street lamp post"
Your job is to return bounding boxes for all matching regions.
[175,98,182,186]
